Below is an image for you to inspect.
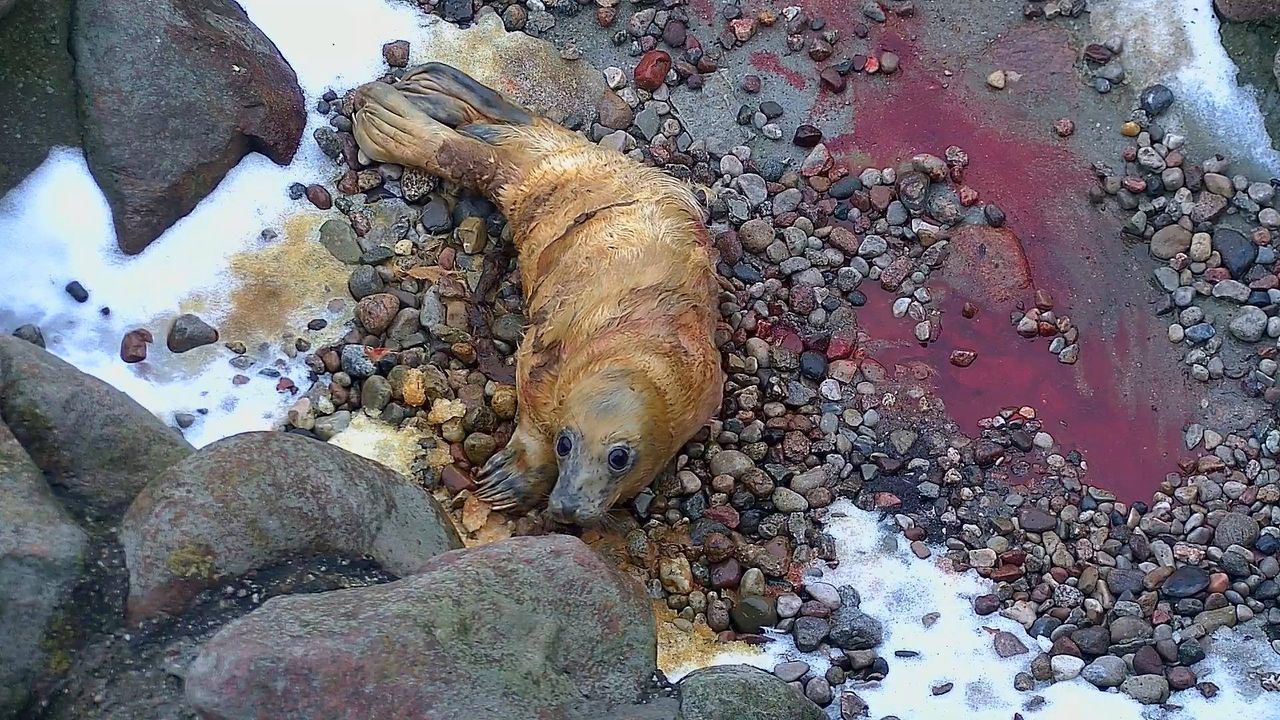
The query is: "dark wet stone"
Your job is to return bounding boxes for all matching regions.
[732,596,779,634]
[167,314,219,353]
[1140,84,1174,116]
[1178,639,1206,666]
[1107,568,1146,596]
[799,351,827,380]
[829,177,861,199]
[1214,227,1256,279]
[1019,508,1056,533]
[1162,566,1210,598]
[794,124,823,148]
[1028,616,1060,638]
[733,261,763,284]
[65,281,89,302]
[1070,626,1110,656]
[792,615,831,652]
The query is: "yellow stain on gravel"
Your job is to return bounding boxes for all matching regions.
[216,213,352,343]
[327,413,424,478]
[654,603,765,678]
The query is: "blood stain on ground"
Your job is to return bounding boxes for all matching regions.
[795,25,1193,500]
[748,50,809,91]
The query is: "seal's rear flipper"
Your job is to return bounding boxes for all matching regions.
[352,80,517,194]
[397,62,534,129]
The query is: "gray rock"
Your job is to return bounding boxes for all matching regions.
[1121,675,1170,705]
[73,0,305,253]
[120,431,462,620]
[828,603,882,651]
[677,664,825,720]
[318,219,361,263]
[1211,279,1251,303]
[1214,512,1260,548]
[185,536,653,720]
[772,487,808,513]
[1229,306,1267,343]
[1109,616,1153,643]
[312,410,351,440]
[792,616,830,652]
[1150,225,1191,259]
[0,0,80,198]
[709,449,754,479]
[0,419,90,716]
[1081,656,1127,688]
[0,336,193,515]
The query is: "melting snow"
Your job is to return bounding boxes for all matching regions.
[0,0,443,447]
[682,499,1280,718]
[1090,0,1280,176]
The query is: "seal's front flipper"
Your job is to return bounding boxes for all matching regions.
[474,428,556,513]
[396,62,534,128]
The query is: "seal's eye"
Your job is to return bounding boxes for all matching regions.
[556,434,572,457]
[608,447,631,472]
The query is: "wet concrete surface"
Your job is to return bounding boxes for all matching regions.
[551,0,1266,501]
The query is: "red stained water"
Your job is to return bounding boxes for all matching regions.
[793,23,1190,500]
[749,51,809,91]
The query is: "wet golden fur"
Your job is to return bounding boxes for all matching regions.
[352,64,723,523]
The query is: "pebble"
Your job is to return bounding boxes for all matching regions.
[167,314,219,353]
[1050,655,1085,682]
[65,281,89,303]
[120,329,153,363]
[1140,84,1175,116]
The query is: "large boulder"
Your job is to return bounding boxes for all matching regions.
[0,335,193,516]
[0,0,80,198]
[71,0,305,254]
[121,431,463,621]
[0,419,90,716]
[1216,0,1280,21]
[676,665,825,720]
[184,535,656,720]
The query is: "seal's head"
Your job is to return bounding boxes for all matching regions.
[546,366,672,526]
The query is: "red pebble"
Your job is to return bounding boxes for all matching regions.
[634,50,672,91]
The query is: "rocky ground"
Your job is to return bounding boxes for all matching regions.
[6,0,1280,718]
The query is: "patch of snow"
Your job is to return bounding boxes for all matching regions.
[685,498,1279,719]
[0,0,447,447]
[1091,0,1280,176]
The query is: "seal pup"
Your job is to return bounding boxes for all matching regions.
[351,63,723,525]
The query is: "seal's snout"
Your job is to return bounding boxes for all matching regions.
[547,495,582,525]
